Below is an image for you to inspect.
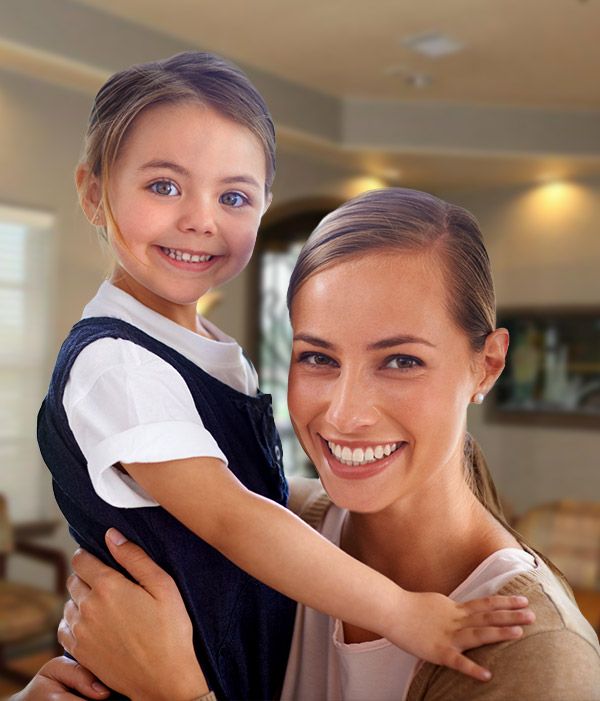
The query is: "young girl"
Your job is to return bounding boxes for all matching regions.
[38,52,531,701]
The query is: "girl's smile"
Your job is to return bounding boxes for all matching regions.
[79,101,270,331]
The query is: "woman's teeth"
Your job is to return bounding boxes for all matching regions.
[161,247,213,263]
[327,440,400,466]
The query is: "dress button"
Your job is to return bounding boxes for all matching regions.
[274,445,282,462]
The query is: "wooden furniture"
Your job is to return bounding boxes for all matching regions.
[0,494,67,683]
[514,499,600,634]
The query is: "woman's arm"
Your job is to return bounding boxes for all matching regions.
[59,530,209,701]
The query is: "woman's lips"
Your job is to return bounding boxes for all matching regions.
[320,435,407,480]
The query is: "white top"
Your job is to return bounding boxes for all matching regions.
[62,281,258,509]
[281,504,536,701]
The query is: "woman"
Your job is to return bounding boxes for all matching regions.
[16,188,600,700]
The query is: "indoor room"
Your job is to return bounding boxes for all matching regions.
[1,0,599,694]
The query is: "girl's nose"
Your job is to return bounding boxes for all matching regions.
[323,371,380,435]
[178,197,217,235]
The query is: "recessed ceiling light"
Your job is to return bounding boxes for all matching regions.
[402,32,464,58]
[405,73,432,89]
[383,65,432,88]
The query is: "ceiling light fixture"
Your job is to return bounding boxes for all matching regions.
[402,32,464,58]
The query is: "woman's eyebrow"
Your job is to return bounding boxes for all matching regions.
[367,335,436,350]
[293,334,334,349]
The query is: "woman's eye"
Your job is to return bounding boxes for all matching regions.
[149,180,179,197]
[220,191,248,208]
[385,356,422,370]
[298,352,335,367]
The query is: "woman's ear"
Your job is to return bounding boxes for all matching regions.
[475,328,510,397]
[75,164,105,226]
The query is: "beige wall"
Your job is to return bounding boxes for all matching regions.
[444,181,600,515]
[2,65,599,577]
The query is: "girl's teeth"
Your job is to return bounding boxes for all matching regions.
[162,247,212,263]
[327,440,401,466]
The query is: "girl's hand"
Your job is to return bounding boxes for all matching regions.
[10,656,110,700]
[58,529,210,701]
[386,591,535,681]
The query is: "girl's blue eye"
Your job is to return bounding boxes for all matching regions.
[150,180,179,197]
[220,191,248,208]
[385,356,422,370]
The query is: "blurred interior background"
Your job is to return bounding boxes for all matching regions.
[0,0,599,690]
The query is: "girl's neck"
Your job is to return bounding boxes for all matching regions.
[110,270,208,336]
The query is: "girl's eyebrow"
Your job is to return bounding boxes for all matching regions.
[293,333,436,350]
[139,160,190,176]
[220,175,261,189]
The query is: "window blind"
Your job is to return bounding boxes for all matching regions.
[0,204,54,522]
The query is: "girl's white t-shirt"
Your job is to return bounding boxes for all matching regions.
[281,504,536,701]
[62,281,258,508]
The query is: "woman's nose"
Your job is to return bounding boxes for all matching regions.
[323,371,380,434]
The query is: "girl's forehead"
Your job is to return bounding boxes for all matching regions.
[116,101,267,174]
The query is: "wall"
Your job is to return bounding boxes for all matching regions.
[445,180,600,515]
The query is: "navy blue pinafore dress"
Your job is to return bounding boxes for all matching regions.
[38,317,296,700]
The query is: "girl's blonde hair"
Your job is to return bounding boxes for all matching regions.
[287,188,566,582]
[79,51,276,238]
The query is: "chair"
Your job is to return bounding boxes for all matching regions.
[514,499,600,634]
[0,493,67,683]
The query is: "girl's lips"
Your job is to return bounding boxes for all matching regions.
[155,245,221,271]
[319,435,406,481]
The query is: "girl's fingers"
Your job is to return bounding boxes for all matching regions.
[463,595,529,613]
[443,650,492,683]
[456,624,524,650]
[464,608,535,628]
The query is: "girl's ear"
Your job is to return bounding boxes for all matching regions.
[475,328,509,397]
[75,164,105,226]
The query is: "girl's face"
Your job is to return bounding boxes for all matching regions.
[81,101,269,322]
[288,250,507,515]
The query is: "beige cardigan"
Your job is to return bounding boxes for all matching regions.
[290,478,600,701]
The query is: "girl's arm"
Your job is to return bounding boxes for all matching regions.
[123,456,533,681]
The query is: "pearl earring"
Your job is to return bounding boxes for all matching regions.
[473,392,485,404]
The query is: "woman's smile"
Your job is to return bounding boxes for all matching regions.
[320,434,409,481]
[289,250,480,513]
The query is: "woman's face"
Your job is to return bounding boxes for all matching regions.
[288,250,503,515]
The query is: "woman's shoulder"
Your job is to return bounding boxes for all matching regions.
[407,557,600,701]
[287,477,331,529]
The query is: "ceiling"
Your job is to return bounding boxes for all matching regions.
[73,0,600,109]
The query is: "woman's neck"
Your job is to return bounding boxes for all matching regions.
[341,472,517,597]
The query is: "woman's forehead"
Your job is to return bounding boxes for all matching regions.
[290,250,453,337]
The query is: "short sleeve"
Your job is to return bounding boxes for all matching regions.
[63,338,228,508]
